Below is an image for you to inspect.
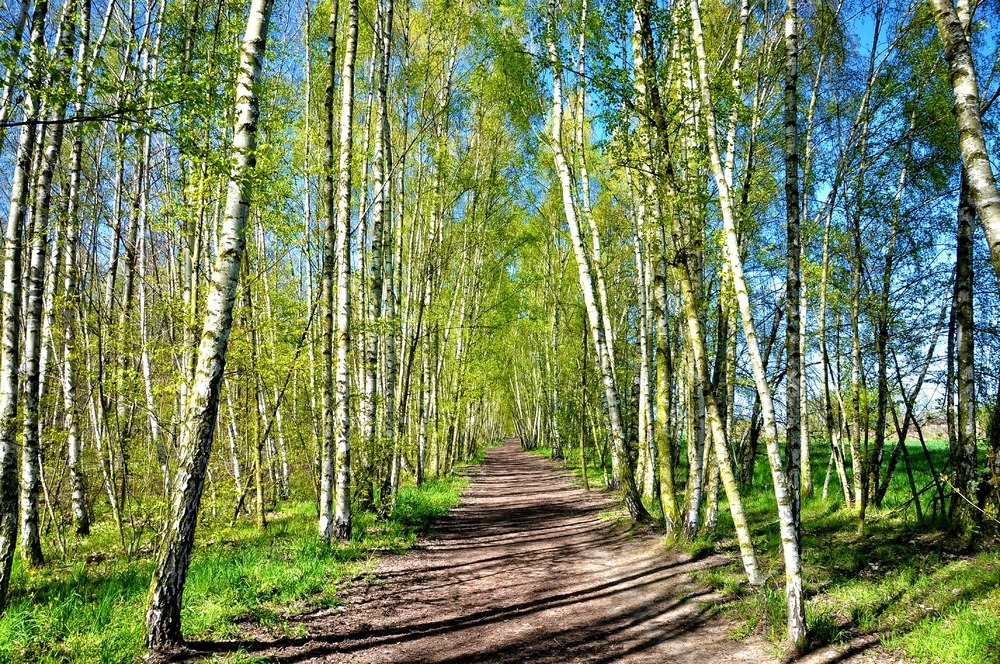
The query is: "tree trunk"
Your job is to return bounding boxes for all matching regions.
[60,0,111,535]
[366,0,394,506]
[929,0,1000,285]
[0,0,48,616]
[653,254,680,534]
[547,0,649,522]
[318,0,340,543]
[784,0,803,546]
[951,173,977,527]
[20,0,77,568]
[332,0,360,543]
[687,0,805,643]
[144,0,274,645]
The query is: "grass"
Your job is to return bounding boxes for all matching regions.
[0,465,479,664]
[526,443,611,491]
[685,437,1000,661]
[529,436,1000,661]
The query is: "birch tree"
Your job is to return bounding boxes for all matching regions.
[145,0,275,645]
[0,0,49,616]
[929,0,1000,283]
[687,0,807,646]
[330,0,360,542]
[784,0,803,535]
[546,0,649,522]
[318,0,340,542]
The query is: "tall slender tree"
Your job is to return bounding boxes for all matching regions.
[145,0,275,645]
[331,0,360,542]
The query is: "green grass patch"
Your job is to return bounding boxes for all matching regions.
[527,443,611,492]
[896,591,1000,664]
[688,437,1000,660]
[0,471,475,664]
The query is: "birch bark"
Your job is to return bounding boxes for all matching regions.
[145,0,274,644]
[332,0,360,542]
[318,0,340,542]
[929,0,981,527]
[952,175,977,525]
[929,0,1000,283]
[633,0,758,574]
[366,0,393,506]
[547,0,649,521]
[784,0,803,540]
[0,0,48,615]
[687,0,806,645]
[61,0,117,535]
[20,0,78,568]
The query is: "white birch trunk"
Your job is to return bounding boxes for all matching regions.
[318,0,340,543]
[331,0,360,543]
[145,0,274,645]
[366,0,393,506]
[929,0,1000,284]
[687,0,805,643]
[547,0,649,522]
[0,0,48,615]
[21,0,77,567]
[62,0,94,532]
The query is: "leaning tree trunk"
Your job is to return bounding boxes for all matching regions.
[688,0,806,646]
[144,0,274,646]
[570,0,618,401]
[547,0,649,522]
[929,0,1000,285]
[929,0,983,530]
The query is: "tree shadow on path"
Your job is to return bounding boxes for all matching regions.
[173,441,780,663]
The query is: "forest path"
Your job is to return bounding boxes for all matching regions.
[225,439,782,663]
[197,440,889,663]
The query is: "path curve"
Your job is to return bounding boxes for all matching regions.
[238,440,780,663]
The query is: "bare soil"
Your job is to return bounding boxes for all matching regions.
[177,440,898,663]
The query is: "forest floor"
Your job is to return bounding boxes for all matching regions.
[172,440,905,663]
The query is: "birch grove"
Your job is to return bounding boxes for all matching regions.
[0,0,996,656]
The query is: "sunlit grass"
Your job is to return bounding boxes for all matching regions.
[527,443,611,491]
[529,434,999,660]
[678,437,1000,660]
[0,465,481,663]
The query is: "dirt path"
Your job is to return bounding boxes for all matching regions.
[216,440,789,663]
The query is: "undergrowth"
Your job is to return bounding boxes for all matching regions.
[691,438,1000,663]
[0,465,478,664]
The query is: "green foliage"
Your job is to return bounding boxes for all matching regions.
[527,443,609,493]
[389,476,467,534]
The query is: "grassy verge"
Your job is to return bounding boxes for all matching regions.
[0,467,478,664]
[526,444,609,491]
[690,438,1000,662]
[529,437,1000,662]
